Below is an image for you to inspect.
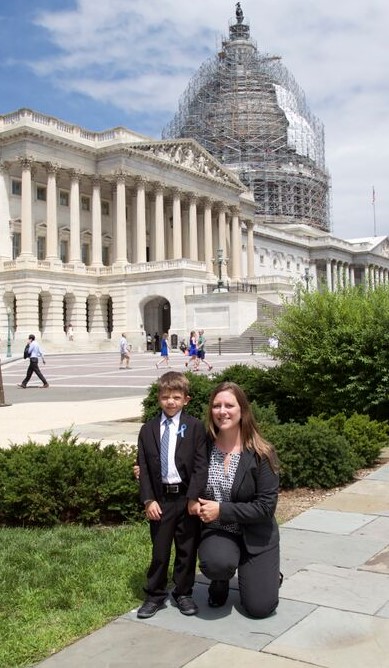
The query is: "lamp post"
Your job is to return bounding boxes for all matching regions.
[303,267,312,292]
[212,248,229,291]
[6,307,12,358]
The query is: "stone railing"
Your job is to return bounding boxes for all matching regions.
[0,108,147,147]
[0,256,207,276]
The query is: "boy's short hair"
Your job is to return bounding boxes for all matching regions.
[157,371,190,397]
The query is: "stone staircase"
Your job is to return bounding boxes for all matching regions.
[206,298,283,354]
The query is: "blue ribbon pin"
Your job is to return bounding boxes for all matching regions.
[177,424,187,438]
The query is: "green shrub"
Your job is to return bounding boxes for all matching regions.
[323,413,389,468]
[263,420,357,489]
[251,401,280,427]
[141,372,214,422]
[0,432,143,527]
[216,364,261,398]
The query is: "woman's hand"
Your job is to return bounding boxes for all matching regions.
[198,498,220,523]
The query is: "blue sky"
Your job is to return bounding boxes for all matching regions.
[1,0,388,240]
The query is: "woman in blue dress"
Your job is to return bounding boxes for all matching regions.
[185,330,198,369]
[156,333,170,368]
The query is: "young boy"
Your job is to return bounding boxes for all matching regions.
[136,371,208,619]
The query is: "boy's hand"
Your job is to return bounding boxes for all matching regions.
[145,500,162,520]
[133,464,140,480]
[187,499,200,516]
[198,498,220,523]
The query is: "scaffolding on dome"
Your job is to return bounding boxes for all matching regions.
[162,13,330,231]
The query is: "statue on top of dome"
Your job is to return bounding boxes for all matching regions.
[236,2,244,24]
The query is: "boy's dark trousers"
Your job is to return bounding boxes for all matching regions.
[145,491,200,604]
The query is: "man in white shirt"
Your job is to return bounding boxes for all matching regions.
[18,334,49,388]
[119,333,131,369]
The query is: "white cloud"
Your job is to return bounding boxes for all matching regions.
[21,0,389,237]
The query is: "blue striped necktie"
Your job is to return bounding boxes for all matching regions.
[160,417,172,479]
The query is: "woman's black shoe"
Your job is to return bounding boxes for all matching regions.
[208,580,229,608]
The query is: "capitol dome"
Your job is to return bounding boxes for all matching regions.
[162,4,330,231]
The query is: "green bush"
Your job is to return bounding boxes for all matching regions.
[275,286,389,419]
[263,420,357,489]
[323,413,389,468]
[251,401,280,427]
[0,432,143,527]
[141,372,214,422]
[216,364,262,398]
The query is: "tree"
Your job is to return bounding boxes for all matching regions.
[274,286,389,419]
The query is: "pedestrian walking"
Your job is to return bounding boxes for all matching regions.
[18,334,49,388]
[194,329,213,372]
[156,333,170,368]
[66,323,74,341]
[184,330,198,369]
[153,332,160,353]
[119,333,131,369]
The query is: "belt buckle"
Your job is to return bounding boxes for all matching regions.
[168,484,179,494]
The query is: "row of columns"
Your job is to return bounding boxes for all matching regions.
[13,160,255,280]
[325,259,389,291]
[4,286,110,342]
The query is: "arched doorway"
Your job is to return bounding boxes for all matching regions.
[143,297,171,343]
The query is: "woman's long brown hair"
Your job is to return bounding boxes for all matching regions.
[206,381,279,473]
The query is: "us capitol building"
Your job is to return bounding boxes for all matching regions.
[1,5,388,351]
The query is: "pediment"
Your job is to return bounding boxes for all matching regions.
[373,237,389,258]
[131,140,242,188]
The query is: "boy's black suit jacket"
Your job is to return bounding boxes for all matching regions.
[137,412,208,504]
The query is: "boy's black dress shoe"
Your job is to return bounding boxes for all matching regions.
[173,595,198,616]
[137,600,165,619]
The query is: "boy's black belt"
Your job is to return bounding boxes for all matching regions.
[162,483,187,495]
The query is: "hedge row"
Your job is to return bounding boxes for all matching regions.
[0,408,387,526]
[0,431,143,527]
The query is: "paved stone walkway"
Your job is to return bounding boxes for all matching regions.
[35,456,389,668]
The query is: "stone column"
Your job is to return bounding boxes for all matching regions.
[373,265,378,287]
[88,292,107,339]
[19,157,34,256]
[136,177,147,263]
[114,173,127,265]
[91,177,102,266]
[154,183,165,261]
[246,220,255,279]
[326,258,332,291]
[203,199,213,274]
[332,261,338,291]
[69,170,81,263]
[43,287,66,340]
[0,162,12,259]
[349,265,355,287]
[72,290,89,340]
[217,205,227,279]
[364,265,370,287]
[14,285,40,339]
[231,207,241,280]
[46,163,59,260]
[172,189,182,259]
[188,194,198,261]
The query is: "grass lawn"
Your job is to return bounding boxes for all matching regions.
[1,503,293,668]
[0,524,151,668]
